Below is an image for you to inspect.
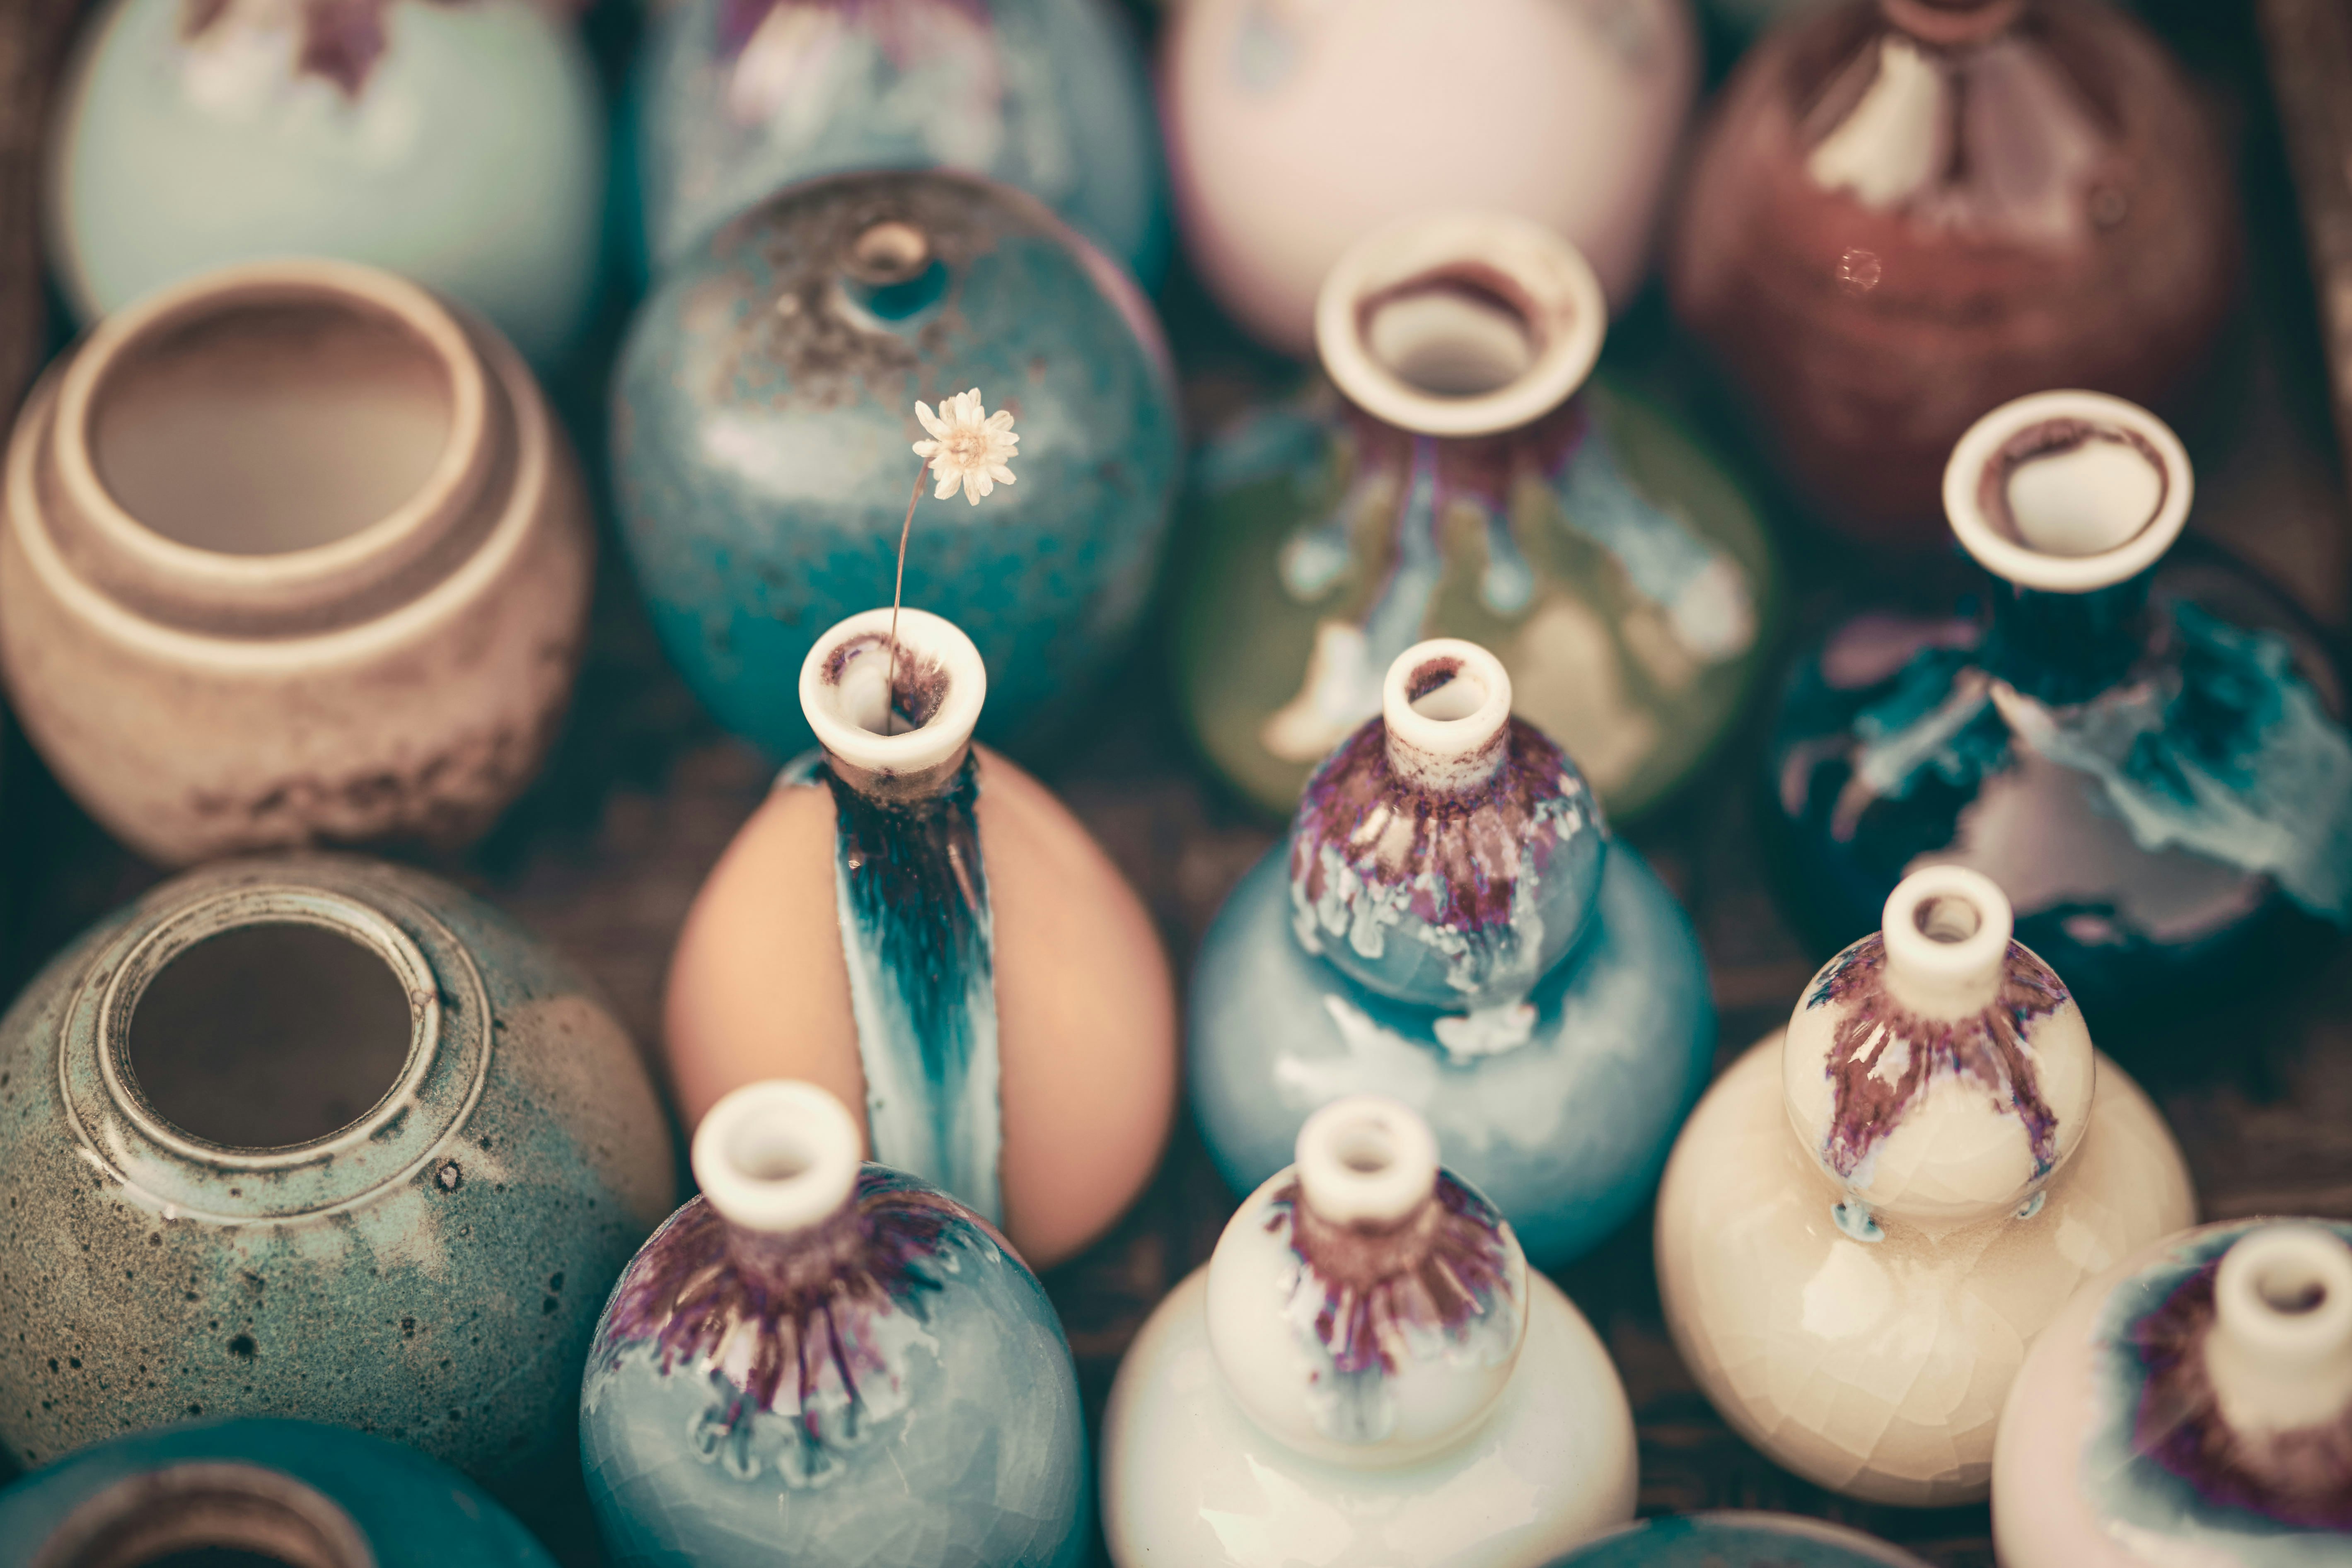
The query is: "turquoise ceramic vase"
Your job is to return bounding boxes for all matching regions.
[631,0,1167,286]
[46,0,604,365]
[0,1418,554,1566]
[0,855,676,1492]
[612,169,1181,759]
[1187,635,1716,1270]
[583,1080,1089,1567]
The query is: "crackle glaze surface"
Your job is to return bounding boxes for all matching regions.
[1993,1220,2352,1568]
[0,856,677,1492]
[632,0,1166,284]
[1541,1512,1935,1568]
[612,171,1180,759]
[581,1167,1088,1568]
[47,0,604,364]
[1179,379,1776,820]
[0,1417,554,1566]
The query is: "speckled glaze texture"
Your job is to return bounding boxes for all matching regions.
[1994,1220,2352,1568]
[46,0,604,365]
[633,0,1167,284]
[0,855,677,1492]
[0,1417,555,1566]
[581,1168,1088,1568]
[612,170,1180,760]
[1540,1512,1935,1568]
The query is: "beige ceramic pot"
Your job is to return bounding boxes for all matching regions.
[0,257,592,866]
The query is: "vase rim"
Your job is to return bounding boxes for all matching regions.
[1380,638,1513,793]
[1294,1095,1440,1230]
[1878,864,2015,996]
[691,1080,864,1237]
[28,1459,375,1568]
[799,606,988,780]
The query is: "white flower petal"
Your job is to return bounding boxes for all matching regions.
[988,464,1015,485]
[934,474,960,500]
[911,439,940,459]
[915,401,944,437]
[985,408,1015,432]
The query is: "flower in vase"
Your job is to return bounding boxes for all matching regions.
[913,388,1019,505]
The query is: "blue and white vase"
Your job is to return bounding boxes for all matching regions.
[1769,390,2352,1027]
[1102,1095,1637,1567]
[45,0,604,365]
[1187,635,1716,1271]
[630,0,1167,287]
[611,169,1182,759]
[582,1080,1091,1568]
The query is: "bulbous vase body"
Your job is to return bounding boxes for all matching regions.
[0,259,595,867]
[0,855,677,1492]
[0,1418,556,1567]
[633,0,1167,285]
[1541,1513,1934,1568]
[1162,0,1697,354]
[612,171,1181,759]
[1670,0,2236,545]
[46,0,604,365]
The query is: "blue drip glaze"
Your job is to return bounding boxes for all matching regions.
[1549,413,1730,626]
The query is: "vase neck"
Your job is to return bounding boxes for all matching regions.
[692,1080,867,1283]
[800,607,987,802]
[1380,641,1512,793]
[2204,1225,2352,1442]
[1981,573,2153,704]
[1876,864,2016,1019]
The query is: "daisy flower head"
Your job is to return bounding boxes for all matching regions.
[912,388,1019,506]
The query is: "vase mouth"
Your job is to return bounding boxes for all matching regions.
[799,606,988,780]
[2215,1224,2352,1367]
[1879,864,2015,993]
[1294,1095,1440,1230]
[1944,390,2192,594]
[1380,638,1514,791]
[1315,211,1606,438]
[29,1460,375,1568]
[1879,0,2026,47]
[691,1080,865,1237]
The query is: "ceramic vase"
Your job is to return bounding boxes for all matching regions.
[1188,635,1715,1271]
[1669,0,2236,546]
[1993,1218,2352,1566]
[46,0,604,366]
[583,1079,1089,1568]
[665,607,1175,1268]
[631,0,1167,287]
[1161,0,1697,355]
[1541,1513,1934,1568]
[1102,1095,1637,1567]
[1768,391,2352,1028]
[0,1417,555,1566]
[612,170,1181,760]
[1176,210,1776,821]
[0,854,677,1492]
[0,259,595,868]
[1655,863,2196,1505]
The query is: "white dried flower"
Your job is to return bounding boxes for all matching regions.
[911,388,1019,506]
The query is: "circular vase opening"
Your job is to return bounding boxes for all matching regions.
[90,297,454,558]
[1362,276,1537,399]
[124,923,416,1152]
[33,1464,372,1568]
[1914,893,1983,944]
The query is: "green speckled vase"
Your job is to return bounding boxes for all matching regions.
[0,854,676,1493]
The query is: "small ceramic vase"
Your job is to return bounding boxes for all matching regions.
[1103,1095,1636,1568]
[1656,863,2196,1505]
[46,0,604,366]
[583,1080,1089,1568]
[613,170,1181,760]
[1189,636,1714,1271]
[1670,0,2236,546]
[665,607,1175,1269]
[0,1417,555,1566]
[1160,0,1697,354]
[1176,211,1776,820]
[1541,1512,1934,1568]
[0,259,595,868]
[1769,391,2352,1028]
[632,0,1167,286]
[0,855,677,1492]
[1993,1218,2352,1566]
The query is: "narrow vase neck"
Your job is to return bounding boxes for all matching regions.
[1981,573,2153,706]
[2204,1225,2352,1442]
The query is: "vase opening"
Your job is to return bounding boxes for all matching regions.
[34,1461,371,1568]
[123,922,415,1153]
[845,220,933,286]
[2207,1224,2352,1439]
[1378,639,1514,792]
[1912,892,1982,944]
[800,607,989,785]
[1943,391,2192,593]
[1361,273,1538,400]
[691,1080,864,1237]
[1877,864,2015,1012]
[1296,1095,1439,1229]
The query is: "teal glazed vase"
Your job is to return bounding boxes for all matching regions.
[1187,635,1716,1271]
[1542,1514,1934,1568]
[0,855,677,1491]
[1768,391,2352,1027]
[582,1080,1090,1568]
[632,0,1168,286]
[45,0,604,365]
[0,1417,554,1566]
[612,170,1181,759]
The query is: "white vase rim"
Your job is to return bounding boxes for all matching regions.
[692,1080,865,1237]
[799,606,989,778]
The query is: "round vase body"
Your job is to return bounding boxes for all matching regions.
[583,1167,1089,1568]
[612,171,1181,760]
[1542,1513,1934,1568]
[0,855,677,1491]
[1993,1219,2352,1568]
[46,0,604,366]
[1161,0,1697,354]
[633,0,1167,286]
[1669,0,2236,546]
[0,259,595,868]
[0,1417,555,1567]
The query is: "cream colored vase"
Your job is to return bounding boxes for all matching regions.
[0,258,592,866]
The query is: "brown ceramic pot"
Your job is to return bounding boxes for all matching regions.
[1668,0,2236,547]
[0,257,592,865]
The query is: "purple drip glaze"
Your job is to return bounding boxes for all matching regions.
[183,0,479,97]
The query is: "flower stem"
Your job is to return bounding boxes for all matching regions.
[886,466,926,734]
